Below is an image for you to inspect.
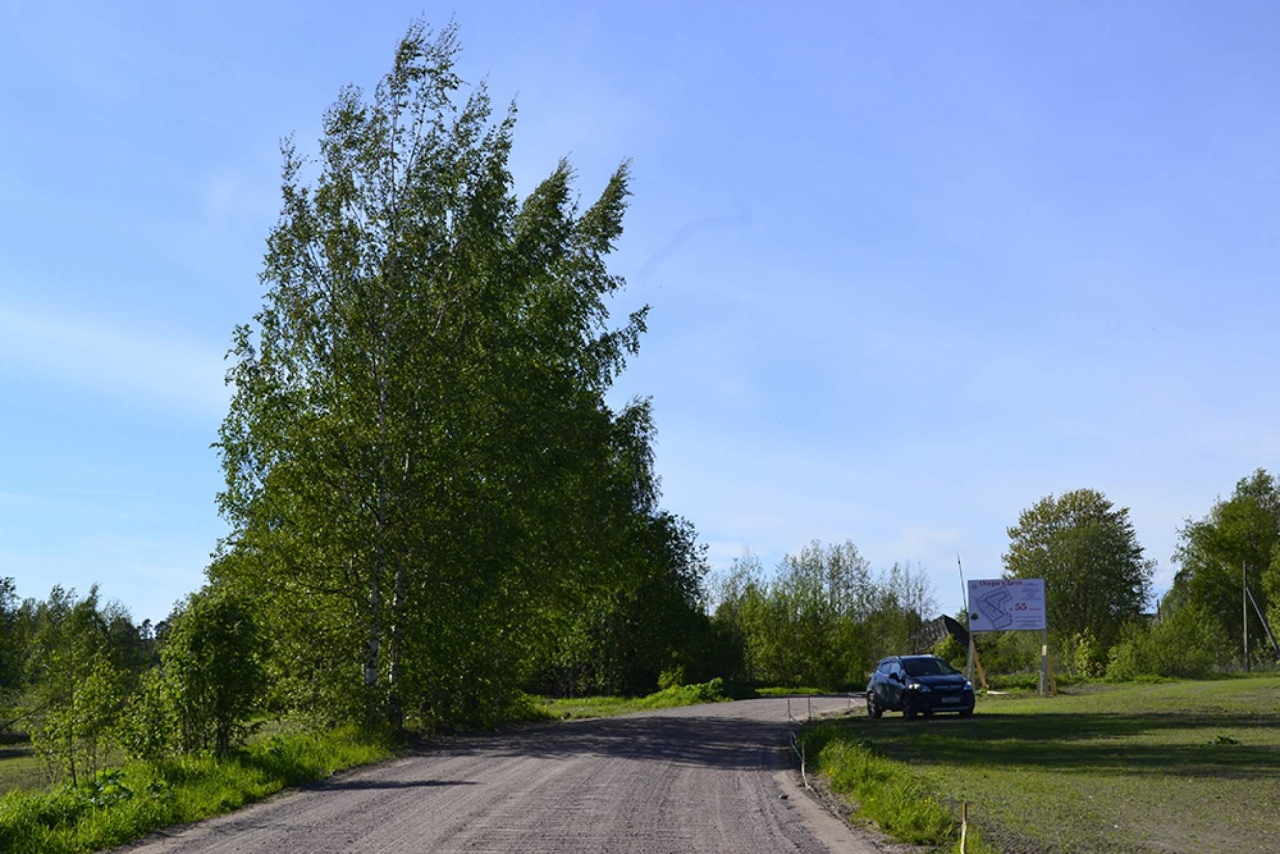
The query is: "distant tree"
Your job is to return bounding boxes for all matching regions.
[864,561,936,662]
[710,542,928,688]
[1003,489,1154,668]
[25,586,131,785]
[0,578,20,699]
[1171,469,1280,665]
[771,540,876,687]
[708,552,769,682]
[1105,599,1231,680]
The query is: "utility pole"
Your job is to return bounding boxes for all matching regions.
[1244,562,1250,672]
[959,556,974,684]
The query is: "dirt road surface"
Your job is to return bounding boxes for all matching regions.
[117,696,892,854]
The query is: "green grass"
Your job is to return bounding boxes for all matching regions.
[0,726,393,854]
[803,675,1280,853]
[535,678,766,719]
[0,738,45,795]
[754,685,831,697]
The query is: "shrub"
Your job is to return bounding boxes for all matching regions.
[1106,604,1229,680]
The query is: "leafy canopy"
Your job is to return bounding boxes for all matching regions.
[1003,488,1154,659]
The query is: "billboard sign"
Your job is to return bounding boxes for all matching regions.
[967,578,1046,632]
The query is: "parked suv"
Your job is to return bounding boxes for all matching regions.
[866,655,975,719]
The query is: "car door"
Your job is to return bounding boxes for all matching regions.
[883,659,905,709]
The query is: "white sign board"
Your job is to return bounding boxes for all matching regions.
[967,578,1046,632]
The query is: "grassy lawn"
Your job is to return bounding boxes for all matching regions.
[0,738,44,796]
[806,675,1280,853]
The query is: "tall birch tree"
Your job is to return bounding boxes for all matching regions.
[215,21,650,728]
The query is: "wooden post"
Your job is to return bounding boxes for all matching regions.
[1039,629,1048,697]
[972,643,989,692]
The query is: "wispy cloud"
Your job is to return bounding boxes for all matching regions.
[0,300,229,418]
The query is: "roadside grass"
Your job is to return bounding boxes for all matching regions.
[754,685,831,697]
[0,726,393,854]
[803,675,1280,853]
[536,678,770,719]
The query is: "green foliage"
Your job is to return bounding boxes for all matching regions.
[1105,602,1231,680]
[0,578,21,699]
[118,588,267,759]
[633,677,735,708]
[525,513,721,698]
[24,587,140,786]
[932,632,966,669]
[1003,488,1154,661]
[712,545,936,689]
[164,589,265,755]
[0,727,392,854]
[972,635,1044,681]
[116,668,178,762]
[211,20,689,731]
[1172,468,1280,666]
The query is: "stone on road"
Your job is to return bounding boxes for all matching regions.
[116,696,886,854]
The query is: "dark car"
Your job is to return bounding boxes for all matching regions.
[866,655,975,719]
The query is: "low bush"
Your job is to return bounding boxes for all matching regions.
[1106,604,1230,681]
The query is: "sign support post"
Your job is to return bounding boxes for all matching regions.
[1039,629,1048,697]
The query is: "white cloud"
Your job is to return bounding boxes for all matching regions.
[0,300,229,417]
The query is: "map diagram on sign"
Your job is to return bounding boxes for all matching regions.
[967,579,1046,632]
[975,588,1014,629]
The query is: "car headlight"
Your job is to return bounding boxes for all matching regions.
[909,683,931,693]
[963,681,973,691]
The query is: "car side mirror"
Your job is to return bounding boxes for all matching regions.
[889,672,901,682]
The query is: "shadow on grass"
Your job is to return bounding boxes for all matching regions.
[826,710,1280,779]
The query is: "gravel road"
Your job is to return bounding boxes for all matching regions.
[117,696,889,854]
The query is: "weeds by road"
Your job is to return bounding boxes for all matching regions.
[0,726,392,854]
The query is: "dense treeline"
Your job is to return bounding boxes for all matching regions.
[969,476,1280,682]
[1128,468,1280,676]
[709,543,935,689]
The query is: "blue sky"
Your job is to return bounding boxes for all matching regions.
[3,1,1279,623]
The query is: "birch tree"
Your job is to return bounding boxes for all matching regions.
[215,21,650,728]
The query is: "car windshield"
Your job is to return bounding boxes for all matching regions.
[902,657,958,677]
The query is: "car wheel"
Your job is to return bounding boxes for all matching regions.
[959,707,974,718]
[902,700,916,720]
[922,709,933,718]
[867,693,883,719]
